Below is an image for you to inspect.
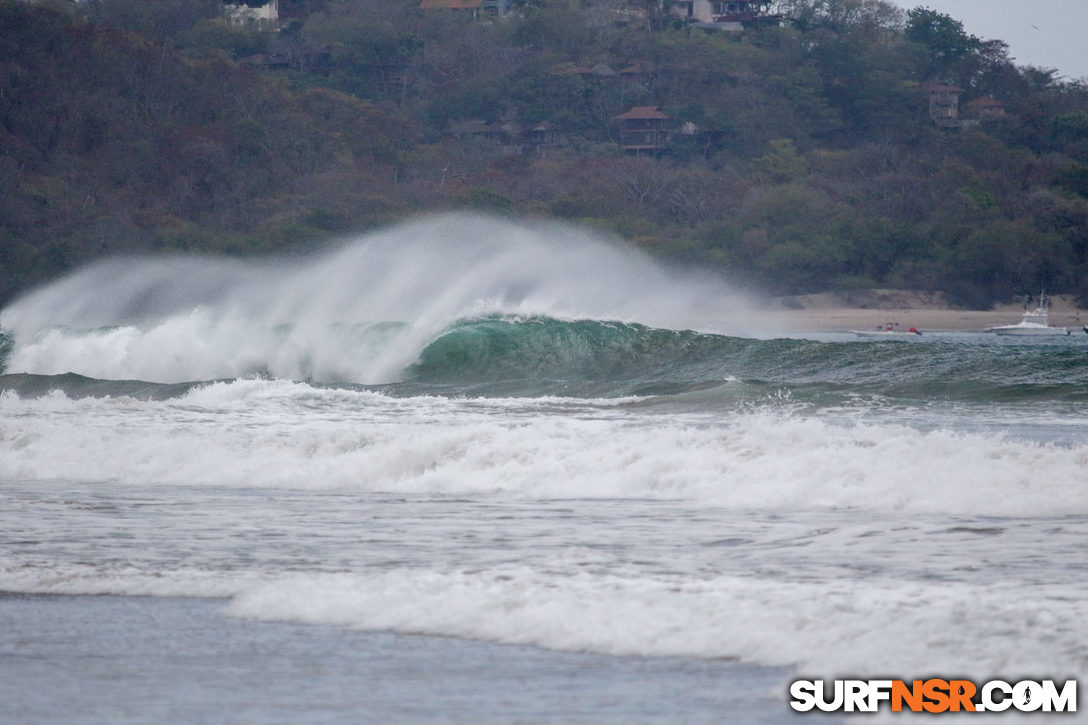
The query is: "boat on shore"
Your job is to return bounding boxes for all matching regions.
[985,295,1070,336]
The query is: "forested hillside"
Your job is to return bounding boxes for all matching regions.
[3,0,1088,307]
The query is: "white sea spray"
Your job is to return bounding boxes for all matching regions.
[1,214,740,383]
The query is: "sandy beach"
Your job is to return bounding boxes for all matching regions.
[759,290,1087,333]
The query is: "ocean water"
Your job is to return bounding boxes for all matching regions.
[1,214,1086,722]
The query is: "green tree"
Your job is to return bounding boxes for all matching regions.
[81,0,222,45]
[777,0,904,31]
[905,7,981,83]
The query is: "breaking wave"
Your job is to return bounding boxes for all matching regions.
[0,213,739,384]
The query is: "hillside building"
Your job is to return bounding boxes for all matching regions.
[920,83,964,128]
[223,0,278,26]
[419,0,512,16]
[671,0,779,29]
[615,106,673,154]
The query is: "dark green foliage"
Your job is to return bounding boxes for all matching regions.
[1,0,1087,309]
[81,0,223,44]
[906,8,980,70]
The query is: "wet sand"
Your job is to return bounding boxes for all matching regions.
[0,593,808,724]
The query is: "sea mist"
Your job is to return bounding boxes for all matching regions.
[0,214,739,383]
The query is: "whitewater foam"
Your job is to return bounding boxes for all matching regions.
[223,566,1086,678]
[2,380,1086,516]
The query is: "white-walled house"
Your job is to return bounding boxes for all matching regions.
[223,1,279,26]
[671,0,776,27]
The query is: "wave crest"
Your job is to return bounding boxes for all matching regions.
[0,214,739,384]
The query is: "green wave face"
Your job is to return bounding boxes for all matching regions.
[401,315,1088,404]
[0,371,201,400]
[406,316,744,390]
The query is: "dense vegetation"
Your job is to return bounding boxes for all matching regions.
[3,0,1088,307]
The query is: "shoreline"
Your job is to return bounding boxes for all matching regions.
[755,291,1088,333]
[0,592,796,723]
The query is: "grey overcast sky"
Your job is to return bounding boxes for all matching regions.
[889,0,1088,80]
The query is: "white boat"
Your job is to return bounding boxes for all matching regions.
[985,296,1070,336]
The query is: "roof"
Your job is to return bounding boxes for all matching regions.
[920,83,964,93]
[615,106,671,120]
[420,0,482,8]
